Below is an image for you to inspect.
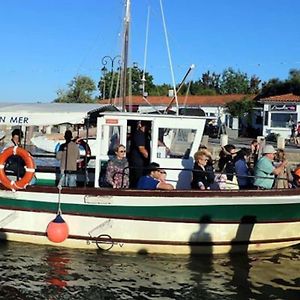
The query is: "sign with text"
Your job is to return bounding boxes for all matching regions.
[270,104,296,111]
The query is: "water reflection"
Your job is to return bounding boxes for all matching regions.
[0,242,298,299]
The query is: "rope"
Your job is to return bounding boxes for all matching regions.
[57,185,62,215]
[159,0,178,114]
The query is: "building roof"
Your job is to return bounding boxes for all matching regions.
[98,94,255,107]
[260,93,300,103]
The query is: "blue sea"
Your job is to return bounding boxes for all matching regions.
[0,241,299,300]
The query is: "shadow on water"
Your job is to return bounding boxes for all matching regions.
[187,216,214,298]
[228,216,257,300]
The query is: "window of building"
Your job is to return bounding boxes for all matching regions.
[270,113,297,128]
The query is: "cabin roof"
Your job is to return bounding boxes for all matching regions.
[100,111,209,120]
[0,103,117,126]
[98,94,255,107]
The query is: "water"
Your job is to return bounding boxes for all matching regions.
[0,242,299,300]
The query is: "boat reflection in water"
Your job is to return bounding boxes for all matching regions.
[0,241,298,299]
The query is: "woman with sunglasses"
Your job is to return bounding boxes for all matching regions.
[105,144,129,188]
[191,150,215,190]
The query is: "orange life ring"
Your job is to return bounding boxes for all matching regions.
[0,146,35,190]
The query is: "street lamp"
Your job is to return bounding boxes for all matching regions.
[101,55,121,103]
[101,66,108,100]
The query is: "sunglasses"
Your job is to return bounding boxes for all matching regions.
[159,171,167,174]
[118,150,126,153]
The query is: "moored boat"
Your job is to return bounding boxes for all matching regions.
[0,109,299,255]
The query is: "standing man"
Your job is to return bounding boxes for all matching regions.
[129,121,151,188]
[56,130,80,187]
[254,145,287,190]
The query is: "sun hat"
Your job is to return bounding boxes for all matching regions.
[262,144,276,154]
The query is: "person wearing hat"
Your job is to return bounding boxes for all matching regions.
[137,162,174,190]
[56,130,80,187]
[254,144,287,189]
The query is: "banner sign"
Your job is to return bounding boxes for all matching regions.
[270,104,296,111]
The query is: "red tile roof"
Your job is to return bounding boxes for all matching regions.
[98,94,255,107]
[260,93,300,102]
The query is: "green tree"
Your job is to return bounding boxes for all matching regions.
[225,97,255,118]
[220,68,250,94]
[258,69,300,98]
[98,65,155,99]
[55,75,96,103]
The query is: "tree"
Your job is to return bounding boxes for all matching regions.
[258,69,300,98]
[55,76,96,103]
[220,68,251,94]
[98,65,155,99]
[225,97,255,118]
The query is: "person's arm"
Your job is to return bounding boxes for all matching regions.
[138,146,148,159]
[272,160,288,176]
[157,181,174,190]
[105,161,115,187]
[56,144,64,160]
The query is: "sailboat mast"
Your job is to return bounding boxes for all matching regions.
[120,0,131,112]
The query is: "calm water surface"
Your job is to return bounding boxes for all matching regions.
[0,241,299,300]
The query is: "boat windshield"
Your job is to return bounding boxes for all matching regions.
[157,127,196,159]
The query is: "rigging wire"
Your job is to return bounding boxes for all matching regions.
[142,6,151,96]
[159,0,178,115]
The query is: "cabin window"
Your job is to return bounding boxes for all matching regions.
[108,126,121,155]
[270,113,297,128]
[157,128,196,159]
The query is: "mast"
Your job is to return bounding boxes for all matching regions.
[120,0,131,112]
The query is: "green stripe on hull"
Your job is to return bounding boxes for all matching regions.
[0,197,299,222]
[35,179,56,186]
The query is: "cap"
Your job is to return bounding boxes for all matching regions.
[262,145,276,154]
[147,162,160,173]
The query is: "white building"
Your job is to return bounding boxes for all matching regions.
[260,93,300,139]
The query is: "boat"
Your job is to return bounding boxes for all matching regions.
[0,1,299,255]
[0,105,299,255]
[31,135,97,155]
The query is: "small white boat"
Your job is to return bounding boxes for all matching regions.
[31,135,97,155]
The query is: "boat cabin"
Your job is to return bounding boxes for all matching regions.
[95,112,207,189]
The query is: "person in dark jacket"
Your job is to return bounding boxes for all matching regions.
[218,144,237,181]
[234,148,252,189]
[191,150,215,190]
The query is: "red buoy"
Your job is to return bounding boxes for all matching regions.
[47,214,69,243]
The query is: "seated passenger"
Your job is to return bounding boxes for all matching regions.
[105,144,129,188]
[234,148,252,189]
[137,162,174,190]
[191,150,215,190]
[254,145,287,189]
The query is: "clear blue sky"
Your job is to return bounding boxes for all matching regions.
[1,0,300,103]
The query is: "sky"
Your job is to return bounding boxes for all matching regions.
[1,0,300,103]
